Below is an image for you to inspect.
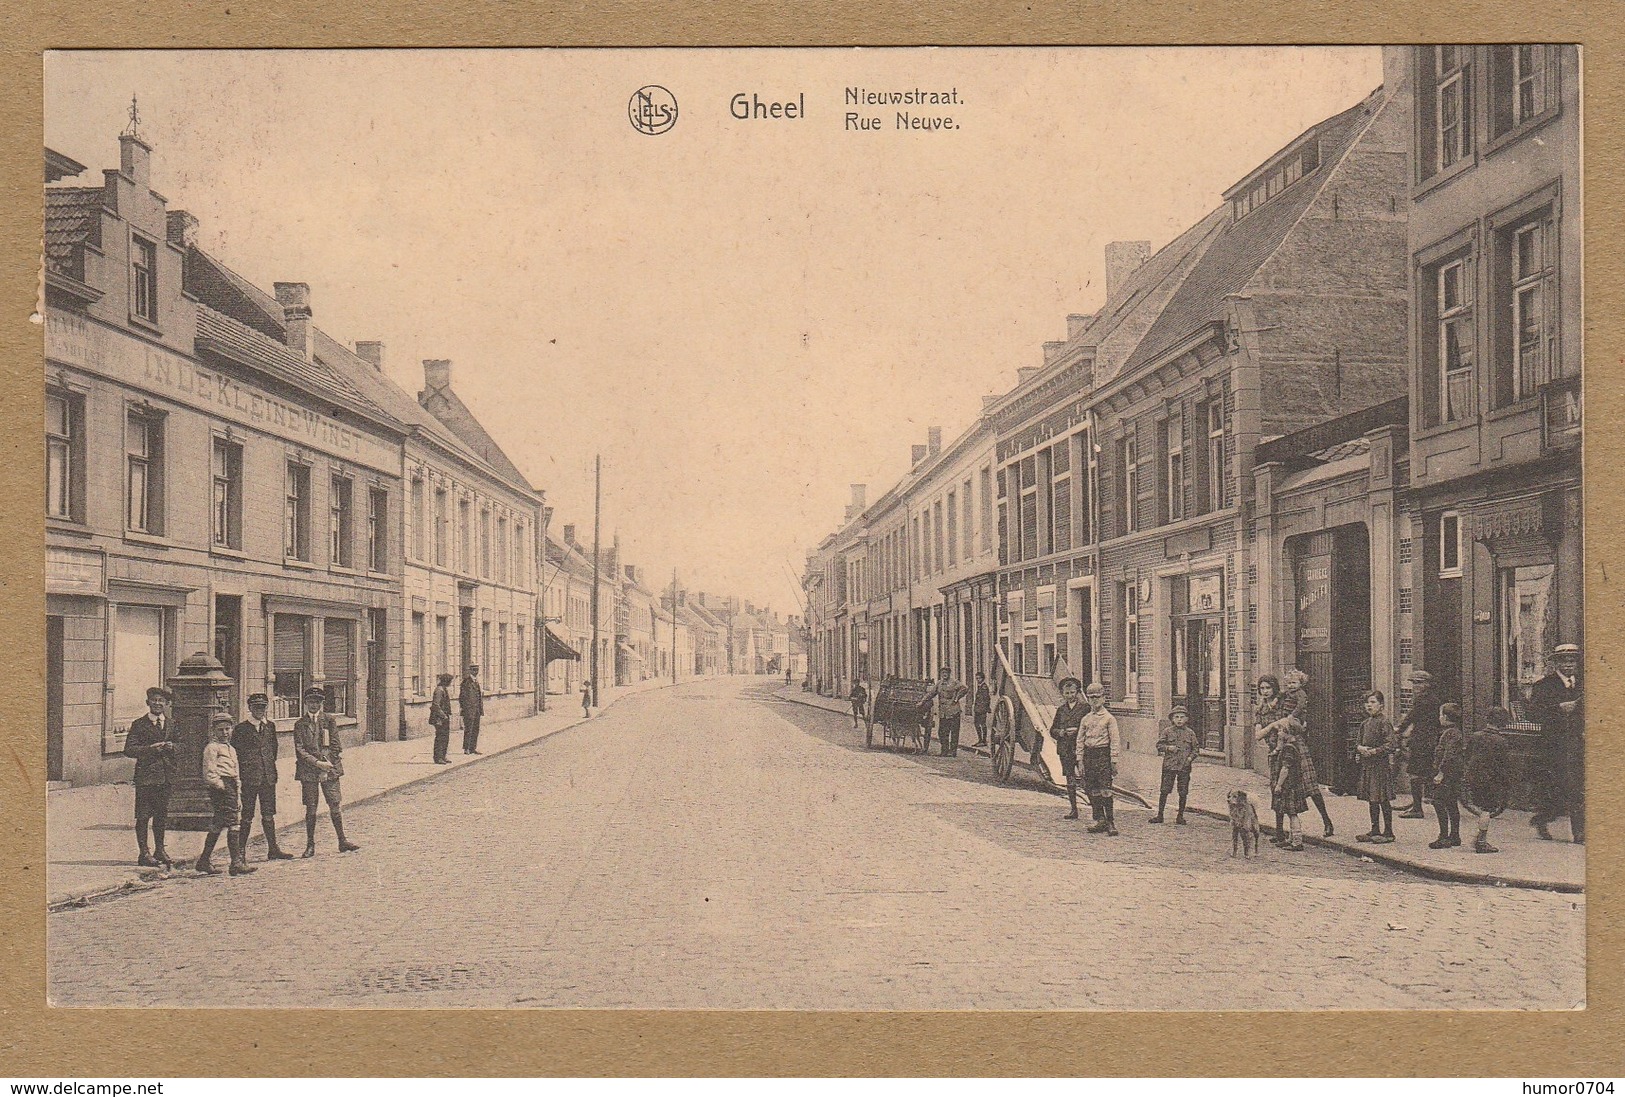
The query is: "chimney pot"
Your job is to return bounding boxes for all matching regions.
[119,133,152,187]
[166,210,199,249]
[1105,240,1152,303]
[927,427,942,455]
[423,359,452,390]
[355,341,385,371]
[273,282,313,360]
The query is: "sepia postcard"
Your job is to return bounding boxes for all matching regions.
[40,45,1585,1012]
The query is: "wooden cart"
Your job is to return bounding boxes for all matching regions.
[865,677,936,753]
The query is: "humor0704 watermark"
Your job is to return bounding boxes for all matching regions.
[1522,1084,1617,1095]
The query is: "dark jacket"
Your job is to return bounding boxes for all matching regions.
[1156,721,1201,772]
[1529,670,1582,744]
[1049,700,1087,740]
[973,684,991,717]
[1433,725,1465,784]
[430,685,452,729]
[1464,728,1512,805]
[123,713,177,787]
[232,718,279,786]
[1396,685,1443,776]
[459,676,485,719]
[293,712,344,783]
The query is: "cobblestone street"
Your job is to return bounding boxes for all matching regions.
[48,677,1584,1010]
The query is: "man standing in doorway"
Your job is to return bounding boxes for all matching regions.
[460,664,485,755]
[1529,643,1584,843]
[123,685,176,868]
[234,692,293,862]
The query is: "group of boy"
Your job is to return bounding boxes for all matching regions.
[124,685,360,877]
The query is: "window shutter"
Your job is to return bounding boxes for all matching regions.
[273,615,306,672]
[323,619,352,681]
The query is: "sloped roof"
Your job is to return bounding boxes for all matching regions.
[186,248,290,341]
[195,305,391,421]
[44,187,103,276]
[1120,95,1376,376]
[419,381,537,493]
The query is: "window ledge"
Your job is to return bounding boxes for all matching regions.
[282,557,317,571]
[47,518,94,539]
[1484,109,1561,160]
[1413,155,1477,201]
[1412,418,1478,443]
[209,545,247,562]
[367,567,392,579]
[123,530,174,549]
[1486,395,1541,424]
[127,313,163,337]
[329,564,361,577]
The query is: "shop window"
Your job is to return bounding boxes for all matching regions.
[46,390,85,522]
[1498,563,1556,712]
[272,614,308,718]
[125,408,165,535]
[369,487,389,573]
[1493,209,1558,408]
[111,604,166,743]
[211,437,243,550]
[1439,511,1463,577]
[284,461,311,561]
[323,617,355,716]
[330,475,354,568]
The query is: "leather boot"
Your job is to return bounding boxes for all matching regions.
[264,817,294,860]
[136,820,154,866]
[1104,799,1119,837]
[195,831,222,875]
[228,831,257,876]
[333,811,360,853]
[152,823,173,868]
[302,812,318,857]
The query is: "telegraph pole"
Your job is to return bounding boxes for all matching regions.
[672,566,679,686]
[590,455,601,711]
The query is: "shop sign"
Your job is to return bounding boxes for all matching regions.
[1188,573,1223,613]
[47,544,105,595]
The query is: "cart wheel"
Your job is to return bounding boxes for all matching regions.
[992,738,1015,782]
[989,697,1017,782]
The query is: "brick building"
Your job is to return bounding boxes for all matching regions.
[45,130,406,785]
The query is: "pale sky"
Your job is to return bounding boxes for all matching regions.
[45,47,1383,615]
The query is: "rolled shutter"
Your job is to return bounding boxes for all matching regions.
[273,615,306,672]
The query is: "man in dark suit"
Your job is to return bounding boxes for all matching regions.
[460,665,485,755]
[123,685,176,867]
[1529,642,1584,843]
[234,692,293,862]
[430,673,454,764]
[293,687,359,856]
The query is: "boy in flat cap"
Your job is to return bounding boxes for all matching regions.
[123,685,176,868]
[197,712,255,876]
[293,687,360,856]
[1151,704,1199,825]
[235,693,292,862]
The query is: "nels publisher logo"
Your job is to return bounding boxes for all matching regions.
[629,85,678,135]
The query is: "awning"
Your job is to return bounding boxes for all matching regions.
[541,625,581,662]
[617,641,645,663]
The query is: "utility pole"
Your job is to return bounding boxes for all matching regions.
[590,455,601,712]
[672,566,679,686]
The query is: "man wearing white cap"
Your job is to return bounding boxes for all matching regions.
[1529,643,1583,843]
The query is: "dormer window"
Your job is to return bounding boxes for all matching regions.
[1230,139,1321,221]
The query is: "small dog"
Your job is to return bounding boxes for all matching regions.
[1228,790,1261,859]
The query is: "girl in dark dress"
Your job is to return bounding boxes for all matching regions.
[1281,668,1336,838]
[1272,718,1311,852]
[1464,706,1514,854]
[1253,676,1288,843]
[1354,690,1397,843]
[1429,702,1466,849]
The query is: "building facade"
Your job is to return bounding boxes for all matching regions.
[45,132,405,785]
[1399,45,1582,801]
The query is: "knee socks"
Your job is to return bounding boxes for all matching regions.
[1368,802,1382,833]
[1311,791,1333,828]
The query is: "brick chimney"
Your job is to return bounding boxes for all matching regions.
[1043,340,1066,366]
[912,444,929,466]
[1105,240,1152,303]
[120,133,152,187]
[927,427,942,455]
[1017,366,1040,385]
[355,341,385,371]
[982,395,1001,411]
[166,210,198,249]
[563,523,576,545]
[1067,313,1094,339]
[273,282,313,360]
[423,359,452,392]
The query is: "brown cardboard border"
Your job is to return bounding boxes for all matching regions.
[3,4,1620,1077]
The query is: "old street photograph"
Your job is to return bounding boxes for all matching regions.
[42,47,1582,1010]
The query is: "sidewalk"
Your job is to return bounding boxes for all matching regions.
[776,686,1584,893]
[47,677,675,910]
